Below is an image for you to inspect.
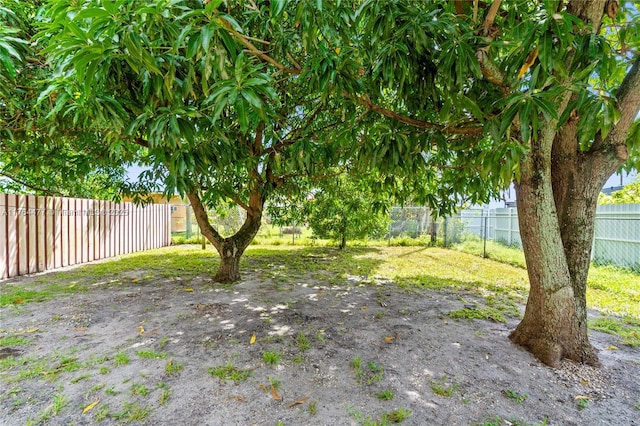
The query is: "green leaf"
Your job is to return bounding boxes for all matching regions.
[271,0,286,18]
[74,7,111,20]
[220,14,242,33]
[241,89,262,109]
[201,23,216,52]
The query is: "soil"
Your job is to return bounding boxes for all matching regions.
[1,249,639,426]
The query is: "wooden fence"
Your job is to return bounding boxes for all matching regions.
[1,194,172,279]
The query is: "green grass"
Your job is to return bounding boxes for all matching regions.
[430,377,459,397]
[0,336,31,347]
[295,332,311,351]
[347,406,412,425]
[114,352,130,366]
[376,390,394,401]
[262,351,282,366]
[164,359,183,375]
[208,362,252,383]
[588,317,640,347]
[503,389,528,403]
[111,402,150,422]
[136,350,168,359]
[130,382,150,397]
[352,356,385,385]
[455,239,640,320]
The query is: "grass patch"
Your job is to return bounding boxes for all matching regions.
[164,359,183,375]
[347,406,411,425]
[431,377,459,397]
[503,389,528,403]
[455,240,640,321]
[114,352,130,366]
[448,307,507,323]
[136,350,168,360]
[352,356,384,385]
[208,362,252,383]
[295,332,311,351]
[130,383,150,397]
[376,390,394,401]
[112,402,150,422]
[588,317,640,347]
[262,351,281,366]
[0,336,31,347]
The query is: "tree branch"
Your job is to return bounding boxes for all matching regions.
[218,18,300,75]
[0,171,63,196]
[482,0,502,36]
[186,191,224,248]
[349,93,483,136]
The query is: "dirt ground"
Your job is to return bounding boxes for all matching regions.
[1,249,639,425]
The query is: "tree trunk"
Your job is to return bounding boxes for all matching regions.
[213,211,262,282]
[508,104,600,367]
[510,6,640,368]
[511,163,599,367]
[187,190,264,283]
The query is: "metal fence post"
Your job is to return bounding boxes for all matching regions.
[483,214,488,258]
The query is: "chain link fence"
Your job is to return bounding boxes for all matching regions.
[452,204,640,271]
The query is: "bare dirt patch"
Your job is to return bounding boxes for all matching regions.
[1,248,639,425]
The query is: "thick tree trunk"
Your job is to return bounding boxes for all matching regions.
[510,6,640,368]
[213,211,262,283]
[187,190,264,283]
[511,161,599,367]
[509,105,600,367]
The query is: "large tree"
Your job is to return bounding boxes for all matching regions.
[350,0,640,367]
[27,0,640,367]
[37,0,362,281]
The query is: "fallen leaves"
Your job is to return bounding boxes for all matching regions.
[270,385,282,401]
[15,328,39,334]
[250,333,256,345]
[286,396,309,408]
[82,400,99,414]
[139,325,145,335]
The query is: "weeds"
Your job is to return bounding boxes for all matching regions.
[0,336,30,347]
[376,390,394,401]
[38,393,68,422]
[137,350,168,359]
[576,396,589,410]
[503,389,528,403]
[158,382,171,405]
[165,359,184,375]
[112,402,150,422]
[347,405,411,425]
[431,377,459,397]
[114,352,130,366]
[295,332,311,351]
[262,351,282,366]
[130,383,149,397]
[208,362,252,383]
[352,356,384,385]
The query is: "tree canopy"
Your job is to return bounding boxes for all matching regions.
[3,0,640,366]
